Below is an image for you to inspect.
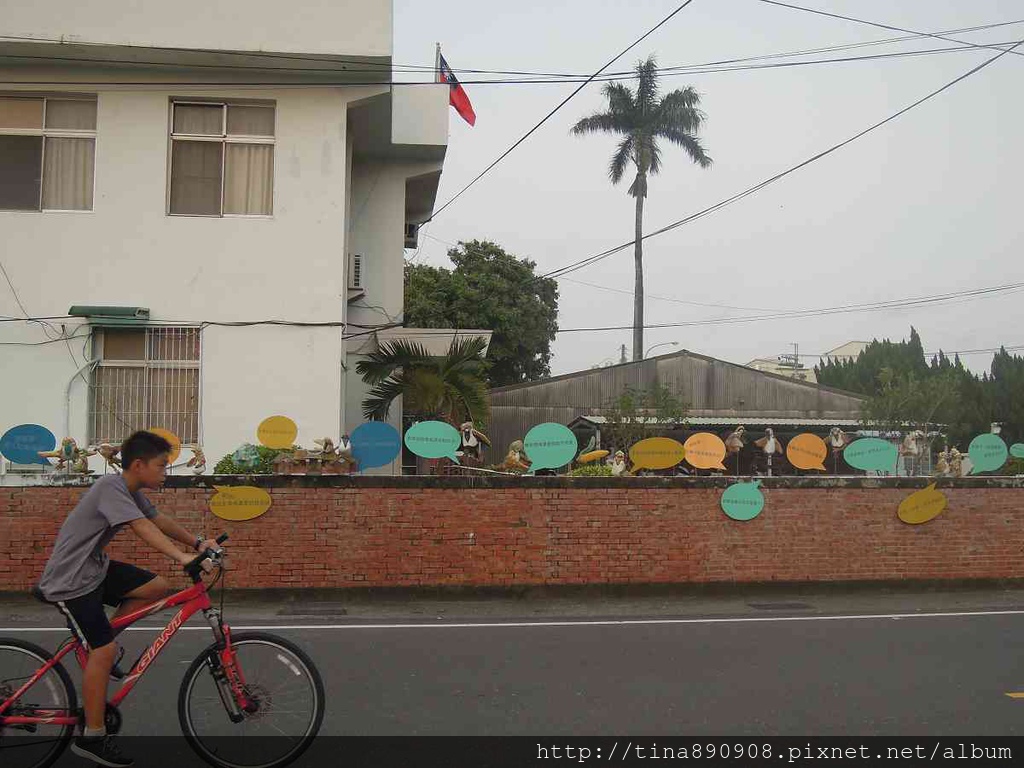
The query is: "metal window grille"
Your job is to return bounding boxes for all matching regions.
[90,327,200,445]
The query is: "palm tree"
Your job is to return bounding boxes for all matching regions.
[355,336,490,424]
[572,56,711,361]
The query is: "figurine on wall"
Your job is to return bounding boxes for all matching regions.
[91,443,122,473]
[755,428,784,477]
[499,440,530,473]
[39,437,94,473]
[948,447,964,478]
[828,427,851,474]
[725,426,746,475]
[899,430,927,476]
[186,447,206,475]
[456,421,491,467]
[611,450,631,477]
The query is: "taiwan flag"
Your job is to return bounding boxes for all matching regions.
[437,52,476,126]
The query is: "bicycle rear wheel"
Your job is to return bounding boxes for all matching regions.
[0,638,77,768]
[178,632,324,768]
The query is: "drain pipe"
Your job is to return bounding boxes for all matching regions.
[65,357,99,439]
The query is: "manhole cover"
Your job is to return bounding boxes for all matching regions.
[747,602,812,610]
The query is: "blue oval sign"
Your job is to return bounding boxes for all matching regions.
[351,422,402,470]
[0,424,56,465]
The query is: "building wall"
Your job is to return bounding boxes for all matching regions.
[2,0,392,57]
[2,478,1021,591]
[0,82,357,466]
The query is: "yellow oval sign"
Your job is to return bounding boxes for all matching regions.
[209,485,272,522]
[578,449,610,465]
[684,433,728,471]
[898,483,947,525]
[786,433,828,471]
[147,427,181,464]
[629,437,686,471]
[257,416,297,449]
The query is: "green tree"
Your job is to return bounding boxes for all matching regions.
[571,55,711,361]
[355,337,489,424]
[600,382,689,451]
[404,240,558,387]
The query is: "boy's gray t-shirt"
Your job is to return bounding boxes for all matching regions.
[37,474,158,601]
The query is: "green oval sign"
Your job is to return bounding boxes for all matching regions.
[404,421,462,463]
[967,433,1008,474]
[524,423,579,474]
[1011,443,1024,460]
[721,481,765,521]
[843,438,898,472]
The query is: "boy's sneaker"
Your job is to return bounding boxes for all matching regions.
[71,734,134,767]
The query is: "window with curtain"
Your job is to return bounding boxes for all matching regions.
[91,327,201,445]
[169,101,275,216]
[0,96,97,211]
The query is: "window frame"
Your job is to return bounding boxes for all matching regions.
[167,100,276,218]
[0,94,98,213]
[90,326,202,446]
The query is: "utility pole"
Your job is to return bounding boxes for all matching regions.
[619,344,627,364]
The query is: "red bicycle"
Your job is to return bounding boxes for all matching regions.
[0,534,325,768]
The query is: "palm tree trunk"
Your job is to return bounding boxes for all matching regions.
[632,189,645,361]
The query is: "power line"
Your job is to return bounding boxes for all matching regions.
[552,281,1024,334]
[428,0,698,220]
[534,33,1024,283]
[758,0,1024,60]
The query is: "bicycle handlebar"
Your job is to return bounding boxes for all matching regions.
[184,532,229,580]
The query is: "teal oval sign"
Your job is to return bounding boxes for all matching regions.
[350,422,402,470]
[721,481,765,521]
[0,424,56,465]
[843,438,898,472]
[404,421,462,463]
[1011,443,1024,459]
[968,433,1008,474]
[524,423,579,474]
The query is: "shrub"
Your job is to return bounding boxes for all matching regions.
[569,463,613,477]
[213,444,297,474]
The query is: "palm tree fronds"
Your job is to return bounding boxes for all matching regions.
[609,135,635,185]
[657,126,712,168]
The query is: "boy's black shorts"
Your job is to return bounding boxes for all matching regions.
[56,561,157,649]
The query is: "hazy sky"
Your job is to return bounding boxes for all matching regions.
[393,0,1023,376]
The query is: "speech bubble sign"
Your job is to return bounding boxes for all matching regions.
[232,444,261,470]
[404,421,462,463]
[629,437,686,471]
[968,433,1008,474]
[786,433,828,471]
[257,416,297,449]
[210,485,272,522]
[578,449,610,465]
[524,423,579,473]
[898,483,947,525]
[147,427,181,464]
[1011,443,1024,459]
[843,438,898,473]
[684,432,728,471]
[721,481,765,521]
[350,422,402,470]
[0,424,56,465]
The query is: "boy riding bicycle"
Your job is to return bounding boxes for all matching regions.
[35,430,222,767]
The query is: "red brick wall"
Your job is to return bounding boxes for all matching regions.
[2,480,1022,591]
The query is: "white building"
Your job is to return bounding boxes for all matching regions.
[0,0,486,474]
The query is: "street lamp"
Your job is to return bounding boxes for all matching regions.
[645,341,679,358]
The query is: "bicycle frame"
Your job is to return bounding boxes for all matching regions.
[1,577,239,728]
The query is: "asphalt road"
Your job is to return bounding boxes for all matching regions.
[3,585,1024,766]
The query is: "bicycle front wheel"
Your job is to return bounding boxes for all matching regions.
[178,632,324,768]
[0,638,77,768]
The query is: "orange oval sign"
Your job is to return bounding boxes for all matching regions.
[786,433,828,471]
[629,437,686,471]
[147,428,181,464]
[257,416,297,449]
[683,433,727,471]
[898,484,947,525]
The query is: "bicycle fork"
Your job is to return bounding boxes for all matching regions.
[201,609,254,724]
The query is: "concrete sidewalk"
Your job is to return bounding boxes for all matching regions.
[4,580,1024,627]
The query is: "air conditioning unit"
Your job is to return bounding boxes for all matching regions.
[404,222,419,249]
[349,254,364,290]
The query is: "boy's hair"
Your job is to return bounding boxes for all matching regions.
[120,430,172,470]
